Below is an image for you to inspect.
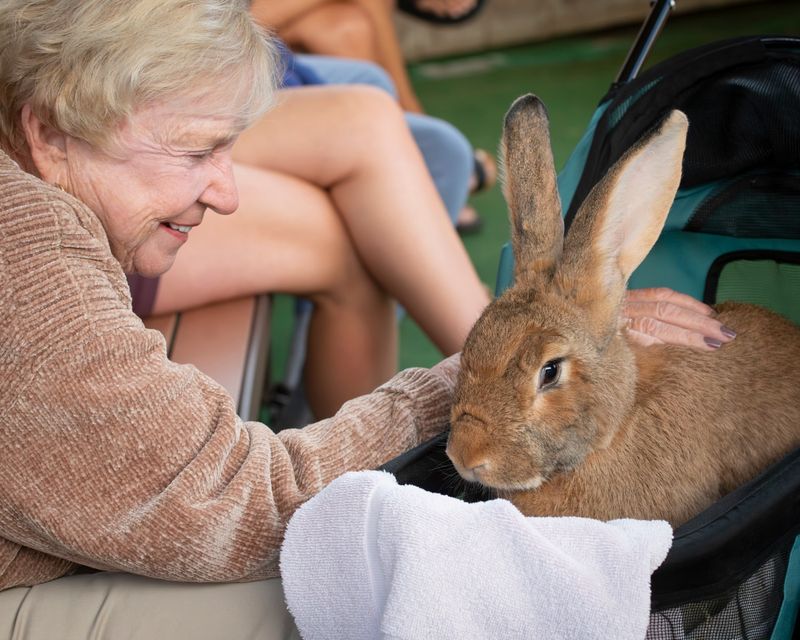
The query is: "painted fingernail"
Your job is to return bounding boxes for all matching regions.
[720,325,737,339]
[704,337,723,349]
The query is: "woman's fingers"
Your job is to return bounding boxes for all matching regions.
[625,287,717,316]
[622,288,737,350]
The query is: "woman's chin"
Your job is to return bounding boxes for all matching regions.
[128,252,178,278]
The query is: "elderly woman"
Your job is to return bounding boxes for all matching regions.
[0,0,736,638]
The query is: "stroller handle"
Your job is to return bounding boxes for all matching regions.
[614,0,676,88]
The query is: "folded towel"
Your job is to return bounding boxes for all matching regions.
[280,470,672,640]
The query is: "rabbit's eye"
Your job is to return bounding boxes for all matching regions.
[538,359,562,390]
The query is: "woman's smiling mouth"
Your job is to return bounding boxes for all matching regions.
[161,221,193,239]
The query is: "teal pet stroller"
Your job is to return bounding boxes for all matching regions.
[383,2,800,638]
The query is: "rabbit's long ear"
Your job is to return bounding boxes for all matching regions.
[559,110,688,334]
[502,94,564,285]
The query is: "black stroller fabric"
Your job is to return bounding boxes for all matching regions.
[565,36,800,228]
[647,446,800,638]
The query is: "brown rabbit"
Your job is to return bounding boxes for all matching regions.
[446,94,800,526]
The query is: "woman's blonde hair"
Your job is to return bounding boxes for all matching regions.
[0,0,279,155]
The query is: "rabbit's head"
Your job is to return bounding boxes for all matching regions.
[447,94,688,493]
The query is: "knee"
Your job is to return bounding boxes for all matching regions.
[340,85,409,143]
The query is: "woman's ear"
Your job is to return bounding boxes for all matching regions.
[20,104,68,183]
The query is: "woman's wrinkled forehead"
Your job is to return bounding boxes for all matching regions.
[108,97,247,157]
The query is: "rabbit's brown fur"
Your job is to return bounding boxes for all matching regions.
[447,94,800,526]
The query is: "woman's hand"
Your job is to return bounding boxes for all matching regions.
[622,288,737,350]
[431,351,461,388]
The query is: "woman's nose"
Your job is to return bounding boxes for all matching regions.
[202,154,239,216]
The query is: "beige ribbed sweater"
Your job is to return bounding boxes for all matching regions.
[0,150,457,591]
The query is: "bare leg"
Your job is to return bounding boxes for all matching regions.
[267,0,425,113]
[153,164,397,419]
[350,0,425,112]
[279,2,379,63]
[254,0,488,227]
[233,86,489,355]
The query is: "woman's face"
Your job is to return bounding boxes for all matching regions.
[62,101,241,276]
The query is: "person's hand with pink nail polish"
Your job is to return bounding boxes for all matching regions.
[622,288,737,350]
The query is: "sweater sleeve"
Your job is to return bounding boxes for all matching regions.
[0,193,458,585]
[5,328,454,583]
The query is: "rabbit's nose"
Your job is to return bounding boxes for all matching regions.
[447,428,494,483]
[447,446,490,482]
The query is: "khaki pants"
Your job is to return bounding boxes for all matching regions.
[0,572,301,640]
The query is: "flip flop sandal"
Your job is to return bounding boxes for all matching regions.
[397,0,486,25]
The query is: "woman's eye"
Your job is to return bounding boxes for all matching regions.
[188,149,214,161]
[538,359,562,390]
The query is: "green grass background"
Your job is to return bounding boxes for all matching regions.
[269,0,800,382]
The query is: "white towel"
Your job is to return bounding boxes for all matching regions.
[280,470,672,640]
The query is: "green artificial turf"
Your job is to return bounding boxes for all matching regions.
[267,0,800,389]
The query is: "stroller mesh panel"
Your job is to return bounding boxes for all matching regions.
[647,545,790,639]
[680,61,800,188]
[565,39,800,228]
[687,173,800,237]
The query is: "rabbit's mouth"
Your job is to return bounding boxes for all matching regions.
[447,444,550,491]
[482,444,588,491]
[483,474,547,493]
[483,455,587,496]
[452,461,547,493]
[447,413,580,490]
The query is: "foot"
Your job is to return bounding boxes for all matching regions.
[470,148,498,194]
[456,205,483,235]
[415,0,478,20]
[397,0,486,24]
